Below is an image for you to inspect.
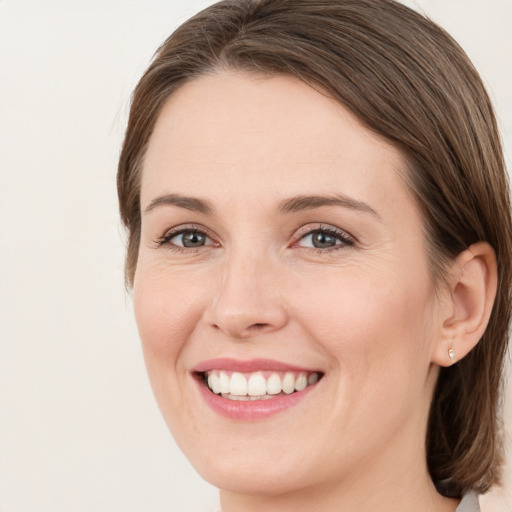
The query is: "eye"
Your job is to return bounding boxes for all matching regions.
[156,226,217,250]
[295,226,354,250]
[171,230,209,248]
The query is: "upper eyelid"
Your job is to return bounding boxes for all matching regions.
[162,223,213,237]
[293,224,356,242]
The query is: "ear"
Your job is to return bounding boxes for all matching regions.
[431,242,497,367]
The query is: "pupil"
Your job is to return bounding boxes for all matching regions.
[312,232,336,248]
[182,232,205,247]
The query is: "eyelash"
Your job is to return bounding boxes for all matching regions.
[293,225,355,252]
[154,225,217,252]
[154,224,355,253]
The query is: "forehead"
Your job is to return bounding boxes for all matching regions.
[141,71,415,218]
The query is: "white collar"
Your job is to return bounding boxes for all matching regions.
[456,492,480,512]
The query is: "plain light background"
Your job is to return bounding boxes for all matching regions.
[0,1,511,511]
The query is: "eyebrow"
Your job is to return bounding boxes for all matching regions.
[143,192,379,219]
[143,194,214,215]
[278,194,381,219]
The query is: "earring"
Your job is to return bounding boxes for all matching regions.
[448,348,455,362]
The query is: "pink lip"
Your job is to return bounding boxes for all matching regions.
[191,358,322,420]
[195,379,317,420]
[193,358,318,373]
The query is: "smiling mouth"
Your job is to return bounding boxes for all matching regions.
[198,370,323,401]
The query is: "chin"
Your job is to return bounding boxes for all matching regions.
[167,420,314,497]
[193,455,309,497]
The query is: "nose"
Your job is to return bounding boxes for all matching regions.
[204,251,289,339]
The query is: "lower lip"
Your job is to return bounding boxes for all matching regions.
[194,377,317,420]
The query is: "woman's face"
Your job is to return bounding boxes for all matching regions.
[134,72,446,496]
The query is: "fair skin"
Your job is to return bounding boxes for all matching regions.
[133,71,496,512]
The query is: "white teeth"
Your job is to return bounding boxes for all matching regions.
[205,370,321,398]
[295,373,308,391]
[266,372,282,395]
[247,373,267,396]
[282,372,295,394]
[230,372,247,396]
[207,371,221,394]
[224,394,250,401]
[219,371,230,394]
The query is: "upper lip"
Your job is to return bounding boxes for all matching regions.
[192,358,321,374]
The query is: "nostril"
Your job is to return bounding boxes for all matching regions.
[249,323,269,330]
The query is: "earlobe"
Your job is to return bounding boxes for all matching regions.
[432,242,497,367]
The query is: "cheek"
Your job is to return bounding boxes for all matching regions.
[293,270,437,450]
[132,263,210,373]
[293,266,435,382]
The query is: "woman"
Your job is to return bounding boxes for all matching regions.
[117,1,512,510]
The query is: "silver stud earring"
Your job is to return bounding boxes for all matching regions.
[448,348,455,361]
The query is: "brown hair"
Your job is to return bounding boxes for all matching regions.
[117,0,512,498]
